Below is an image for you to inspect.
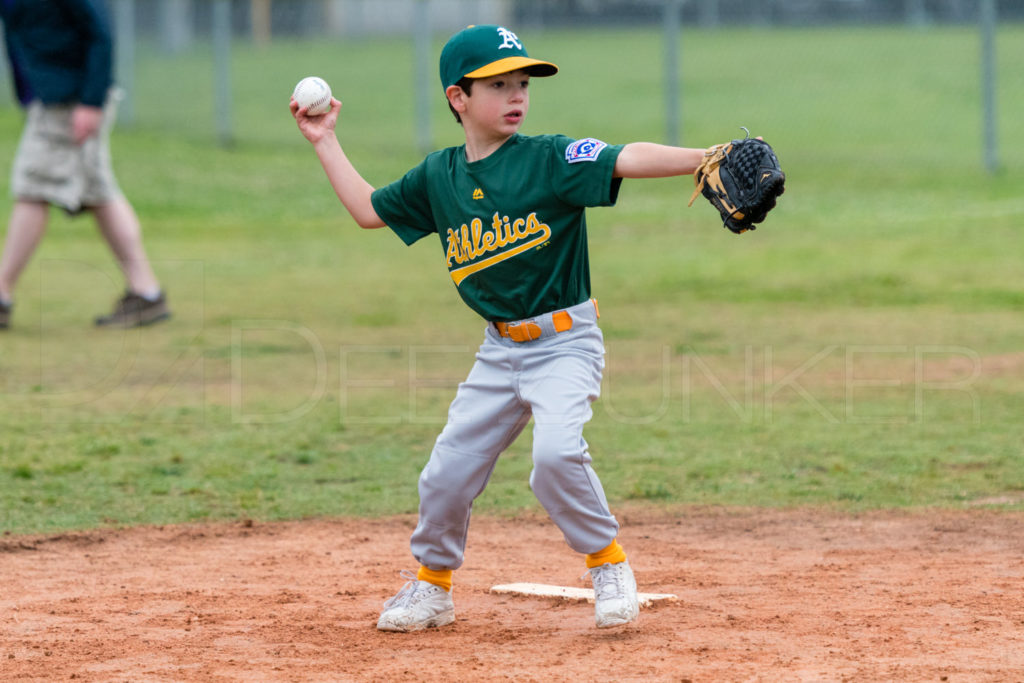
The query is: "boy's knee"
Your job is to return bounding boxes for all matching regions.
[418,443,494,508]
[531,427,586,473]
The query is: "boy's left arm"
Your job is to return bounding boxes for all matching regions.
[613,142,705,179]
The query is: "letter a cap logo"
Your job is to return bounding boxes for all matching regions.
[440,25,558,90]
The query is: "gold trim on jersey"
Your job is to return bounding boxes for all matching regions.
[446,212,552,287]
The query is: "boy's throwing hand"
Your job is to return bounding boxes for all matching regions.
[290,96,342,146]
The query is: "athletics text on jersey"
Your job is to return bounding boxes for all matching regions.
[445,211,552,286]
[371,134,623,322]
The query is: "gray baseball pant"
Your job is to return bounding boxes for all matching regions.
[410,299,619,570]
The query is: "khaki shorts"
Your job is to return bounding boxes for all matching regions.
[10,89,123,214]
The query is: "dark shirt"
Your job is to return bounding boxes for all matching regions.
[0,0,113,107]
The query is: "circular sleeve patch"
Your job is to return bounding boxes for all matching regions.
[564,137,608,164]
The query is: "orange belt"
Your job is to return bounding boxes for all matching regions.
[492,299,599,343]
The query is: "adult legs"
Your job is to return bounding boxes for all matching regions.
[92,196,161,298]
[0,200,49,302]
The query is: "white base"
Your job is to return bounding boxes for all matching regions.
[490,582,678,607]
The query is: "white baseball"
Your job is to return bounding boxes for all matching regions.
[292,76,332,116]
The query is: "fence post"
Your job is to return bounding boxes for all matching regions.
[213,0,233,146]
[980,0,998,173]
[905,0,929,27]
[414,0,433,155]
[251,0,271,47]
[159,0,192,54]
[663,0,683,146]
[113,0,136,126]
[698,0,719,27]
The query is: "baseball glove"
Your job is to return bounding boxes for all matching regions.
[688,129,785,234]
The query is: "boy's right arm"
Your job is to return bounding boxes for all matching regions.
[613,142,706,179]
[291,98,386,230]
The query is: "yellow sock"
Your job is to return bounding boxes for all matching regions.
[585,540,627,569]
[417,565,453,592]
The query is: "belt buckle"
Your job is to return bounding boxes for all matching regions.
[507,320,542,343]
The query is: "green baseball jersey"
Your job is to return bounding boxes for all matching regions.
[371,133,623,322]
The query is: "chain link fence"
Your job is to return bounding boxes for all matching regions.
[91,0,1024,40]
[0,0,1020,169]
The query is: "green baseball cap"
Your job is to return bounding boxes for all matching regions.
[440,25,558,90]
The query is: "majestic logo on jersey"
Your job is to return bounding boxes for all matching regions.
[565,138,607,164]
[496,27,523,50]
[445,212,552,287]
[472,188,484,200]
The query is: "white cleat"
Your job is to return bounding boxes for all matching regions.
[376,570,455,632]
[589,560,640,628]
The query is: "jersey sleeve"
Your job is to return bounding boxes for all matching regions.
[548,135,624,208]
[370,159,436,246]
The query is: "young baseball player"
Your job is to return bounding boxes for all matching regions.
[292,24,708,631]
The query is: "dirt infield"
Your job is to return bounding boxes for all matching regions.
[2,507,1023,682]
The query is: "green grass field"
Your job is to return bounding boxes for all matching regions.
[1,26,1022,534]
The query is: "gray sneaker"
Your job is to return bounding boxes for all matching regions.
[377,570,455,632]
[589,560,640,628]
[0,299,10,330]
[95,291,171,328]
